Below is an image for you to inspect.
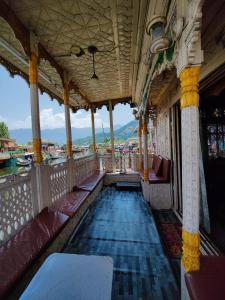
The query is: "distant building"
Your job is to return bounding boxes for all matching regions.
[0,138,16,151]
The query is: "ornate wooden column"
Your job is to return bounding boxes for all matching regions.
[29,52,42,164]
[180,66,201,272]
[143,115,149,182]
[138,116,143,171]
[91,107,96,152]
[109,100,115,172]
[63,79,72,159]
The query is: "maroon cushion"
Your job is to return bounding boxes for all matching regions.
[162,158,170,181]
[0,208,69,299]
[75,171,105,192]
[153,155,163,176]
[185,256,225,300]
[149,172,168,183]
[53,190,90,217]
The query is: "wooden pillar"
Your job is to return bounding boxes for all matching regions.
[91,107,96,152]
[138,116,143,171]
[63,80,72,159]
[29,52,42,164]
[109,100,115,172]
[143,115,149,182]
[180,66,201,272]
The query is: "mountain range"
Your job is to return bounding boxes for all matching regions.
[9,120,138,145]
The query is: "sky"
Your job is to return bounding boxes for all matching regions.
[0,65,134,131]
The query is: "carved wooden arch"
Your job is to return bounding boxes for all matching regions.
[0,1,30,57]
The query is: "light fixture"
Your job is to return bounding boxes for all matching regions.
[88,45,99,80]
[146,16,169,53]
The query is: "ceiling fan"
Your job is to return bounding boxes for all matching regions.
[54,44,117,80]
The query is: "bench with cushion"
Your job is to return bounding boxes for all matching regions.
[53,190,90,217]
[185,255,225,300]
[139,155,170,183]
[140,155,171,209]
[149,157,170,183]
[0,208,69,299]
[0,170,105,299]
[73,171,105,192]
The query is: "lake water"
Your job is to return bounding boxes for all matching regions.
[0,151,91,178]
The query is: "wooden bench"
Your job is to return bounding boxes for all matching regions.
[73,171,105,192]
[140,155,171,209]
[53,190,90,217]
[0,170,106,299]
[0,208,69,299]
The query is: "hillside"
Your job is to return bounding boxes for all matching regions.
[9,124,121,145]
[74,120,138,145]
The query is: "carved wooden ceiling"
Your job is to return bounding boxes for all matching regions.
[0,0,149,108]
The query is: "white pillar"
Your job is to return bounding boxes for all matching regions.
[63,81,72,159]
[91,107,96,152]
[180,66,200,272]
[109,100,115,172]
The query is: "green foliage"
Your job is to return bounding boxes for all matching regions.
[0,122,10,139]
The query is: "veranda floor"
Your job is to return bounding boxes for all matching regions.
[64,186,180,300]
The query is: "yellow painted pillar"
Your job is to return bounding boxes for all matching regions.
[180,66,201,272]
[29,52,42,164]
[138,116,143,171]
[63,82,73,158]
[143,116,149,182]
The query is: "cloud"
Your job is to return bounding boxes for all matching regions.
[5,108,109,130]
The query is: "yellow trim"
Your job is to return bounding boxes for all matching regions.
[64,82,69,105]
[33,138,42,164]
[180,67,200,108]
[67,140,72,158]
[182,229,200,272]
[29,53,38,84]
[143,169,149,182]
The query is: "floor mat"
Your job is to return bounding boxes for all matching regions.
[157,223,182,258]
[153,209,182,286]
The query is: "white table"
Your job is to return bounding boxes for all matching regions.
[20,253,113,300]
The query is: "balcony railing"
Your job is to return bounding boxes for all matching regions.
[0,154,98,246]
[100,150,153,173]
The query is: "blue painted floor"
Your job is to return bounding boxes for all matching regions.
[64,187,180,300]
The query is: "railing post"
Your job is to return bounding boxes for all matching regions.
[68,158,74,191]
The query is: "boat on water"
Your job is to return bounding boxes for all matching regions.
[16,158,31,166]
[0,153,11,165]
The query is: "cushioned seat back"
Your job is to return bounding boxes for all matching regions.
[153,155,163,176]
[162,158,170,181]
[152,154,157,170]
